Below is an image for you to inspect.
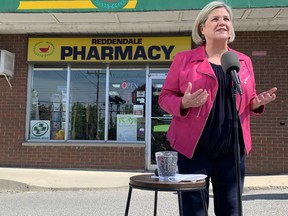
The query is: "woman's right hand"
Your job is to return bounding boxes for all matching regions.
[181,82,209,109]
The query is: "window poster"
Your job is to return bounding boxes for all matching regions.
[133,105,143,117]
[30,120,50,140]
[117,115,137,141]
[136,91,145,97]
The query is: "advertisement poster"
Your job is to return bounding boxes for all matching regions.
[30,120,50,140]
[117,115,137,141]
[133,105,143,117]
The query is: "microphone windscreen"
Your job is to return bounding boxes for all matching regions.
[221,51,240,74]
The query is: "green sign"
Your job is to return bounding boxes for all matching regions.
[0,0,287,13]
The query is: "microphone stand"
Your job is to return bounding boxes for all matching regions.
[231,85,243,216]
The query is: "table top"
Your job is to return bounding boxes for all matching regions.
[129,174,206,191]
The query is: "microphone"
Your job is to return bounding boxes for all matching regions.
[221,51,243,95]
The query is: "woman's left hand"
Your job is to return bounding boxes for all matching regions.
[251,87,277,110]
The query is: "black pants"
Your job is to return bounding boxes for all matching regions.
[177,151,245,216]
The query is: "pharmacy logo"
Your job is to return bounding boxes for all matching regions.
[92,0,129,10]
[33,41,55,58]
[32,121,49,137]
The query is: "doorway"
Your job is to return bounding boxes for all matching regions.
[146,73,172,170]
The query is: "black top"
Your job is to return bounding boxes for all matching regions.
[195,63,243,158]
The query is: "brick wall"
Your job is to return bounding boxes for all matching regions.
[0,33,287,174]
[230,32,288,174]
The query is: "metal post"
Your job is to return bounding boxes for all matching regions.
[231,85,243,216]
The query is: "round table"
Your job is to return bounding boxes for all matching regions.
[124,174,208,216]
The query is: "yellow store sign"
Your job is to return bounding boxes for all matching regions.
[18,0,138,10]
[27,37,191,62]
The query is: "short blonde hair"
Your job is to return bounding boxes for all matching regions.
[192,1,235,45]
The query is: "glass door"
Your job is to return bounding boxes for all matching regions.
[146,73,172,170]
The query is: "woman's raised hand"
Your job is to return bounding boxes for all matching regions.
[181,82,209,109]
[251,87,277,110]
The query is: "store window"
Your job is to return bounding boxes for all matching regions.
[70,69,106,140]
[29,67,67,140]
[28,66,146,143]
[108,69,146,141]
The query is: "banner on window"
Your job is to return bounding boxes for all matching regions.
[30,120,51,140]
[117,115,137,141]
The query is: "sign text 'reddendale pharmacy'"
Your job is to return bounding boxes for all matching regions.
[27,37,191,62]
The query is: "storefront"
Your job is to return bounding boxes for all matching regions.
[24,36,190,170]
[0,0,287,174]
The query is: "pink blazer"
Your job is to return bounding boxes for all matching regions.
[158,46,263,159]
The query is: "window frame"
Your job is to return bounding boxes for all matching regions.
[25,63,149,145]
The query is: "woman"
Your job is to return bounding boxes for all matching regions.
[158,1,277,215]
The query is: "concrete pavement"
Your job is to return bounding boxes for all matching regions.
[0,167,287,191]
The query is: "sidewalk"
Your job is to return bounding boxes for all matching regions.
[0,167,287,191]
